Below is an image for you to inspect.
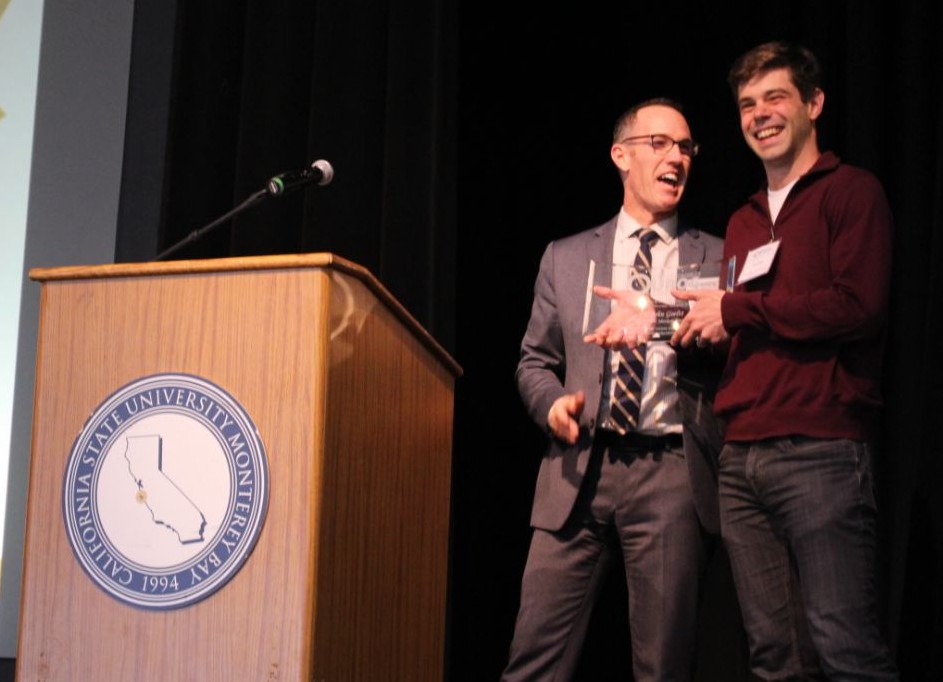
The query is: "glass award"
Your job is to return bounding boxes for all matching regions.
[584,260,722,342]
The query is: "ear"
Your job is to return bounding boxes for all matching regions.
[611,142,631,173]
[807,88,825,122]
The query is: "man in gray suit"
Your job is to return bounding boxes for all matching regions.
[501,99,725,681]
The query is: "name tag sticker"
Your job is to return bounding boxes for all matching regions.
[737,240,781,284]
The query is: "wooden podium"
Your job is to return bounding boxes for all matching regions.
[18,253,461,681]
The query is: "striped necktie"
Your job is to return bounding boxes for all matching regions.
[609,228,659,433]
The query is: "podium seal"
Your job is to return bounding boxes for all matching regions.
[62,373,269,610]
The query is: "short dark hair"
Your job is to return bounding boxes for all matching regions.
[612,97,685,143]
[727,41,822,102]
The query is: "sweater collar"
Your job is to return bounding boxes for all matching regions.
[749,150,841,209]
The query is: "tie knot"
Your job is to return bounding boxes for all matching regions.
[638,229,659,247]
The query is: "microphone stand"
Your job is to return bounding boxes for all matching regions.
[152,188,269,262]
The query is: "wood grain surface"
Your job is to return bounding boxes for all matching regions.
[18,257,458,681]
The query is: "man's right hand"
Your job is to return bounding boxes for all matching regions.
[548,390,585,444]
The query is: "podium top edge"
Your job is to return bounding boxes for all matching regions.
[29,252,349,281]
[29,252,462,378]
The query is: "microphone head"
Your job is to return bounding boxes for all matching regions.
[311,159,334,186]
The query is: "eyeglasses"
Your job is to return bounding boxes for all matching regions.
[620,134,699,158]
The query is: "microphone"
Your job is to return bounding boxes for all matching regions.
[153,157,334,261]
[266,159,334,196]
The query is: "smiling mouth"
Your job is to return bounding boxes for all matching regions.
[658,171,682,188]
[755,126,784,141]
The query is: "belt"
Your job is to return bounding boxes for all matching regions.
[595,428,683,452]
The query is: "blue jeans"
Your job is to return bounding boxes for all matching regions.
[719,437,898,681]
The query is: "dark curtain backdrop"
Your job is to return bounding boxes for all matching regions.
[114,0,942,680]
[117,0,457,349]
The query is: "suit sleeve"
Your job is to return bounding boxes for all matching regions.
[516,242,568,429]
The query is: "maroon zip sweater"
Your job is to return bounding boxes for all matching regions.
[716,151,894,442]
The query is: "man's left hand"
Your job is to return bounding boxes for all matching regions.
[583,285,656,349]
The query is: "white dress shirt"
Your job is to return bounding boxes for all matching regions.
[599,208,683,435]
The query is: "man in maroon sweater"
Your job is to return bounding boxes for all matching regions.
[671,42,899,680]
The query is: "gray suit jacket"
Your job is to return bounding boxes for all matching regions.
[516,215,725,533]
